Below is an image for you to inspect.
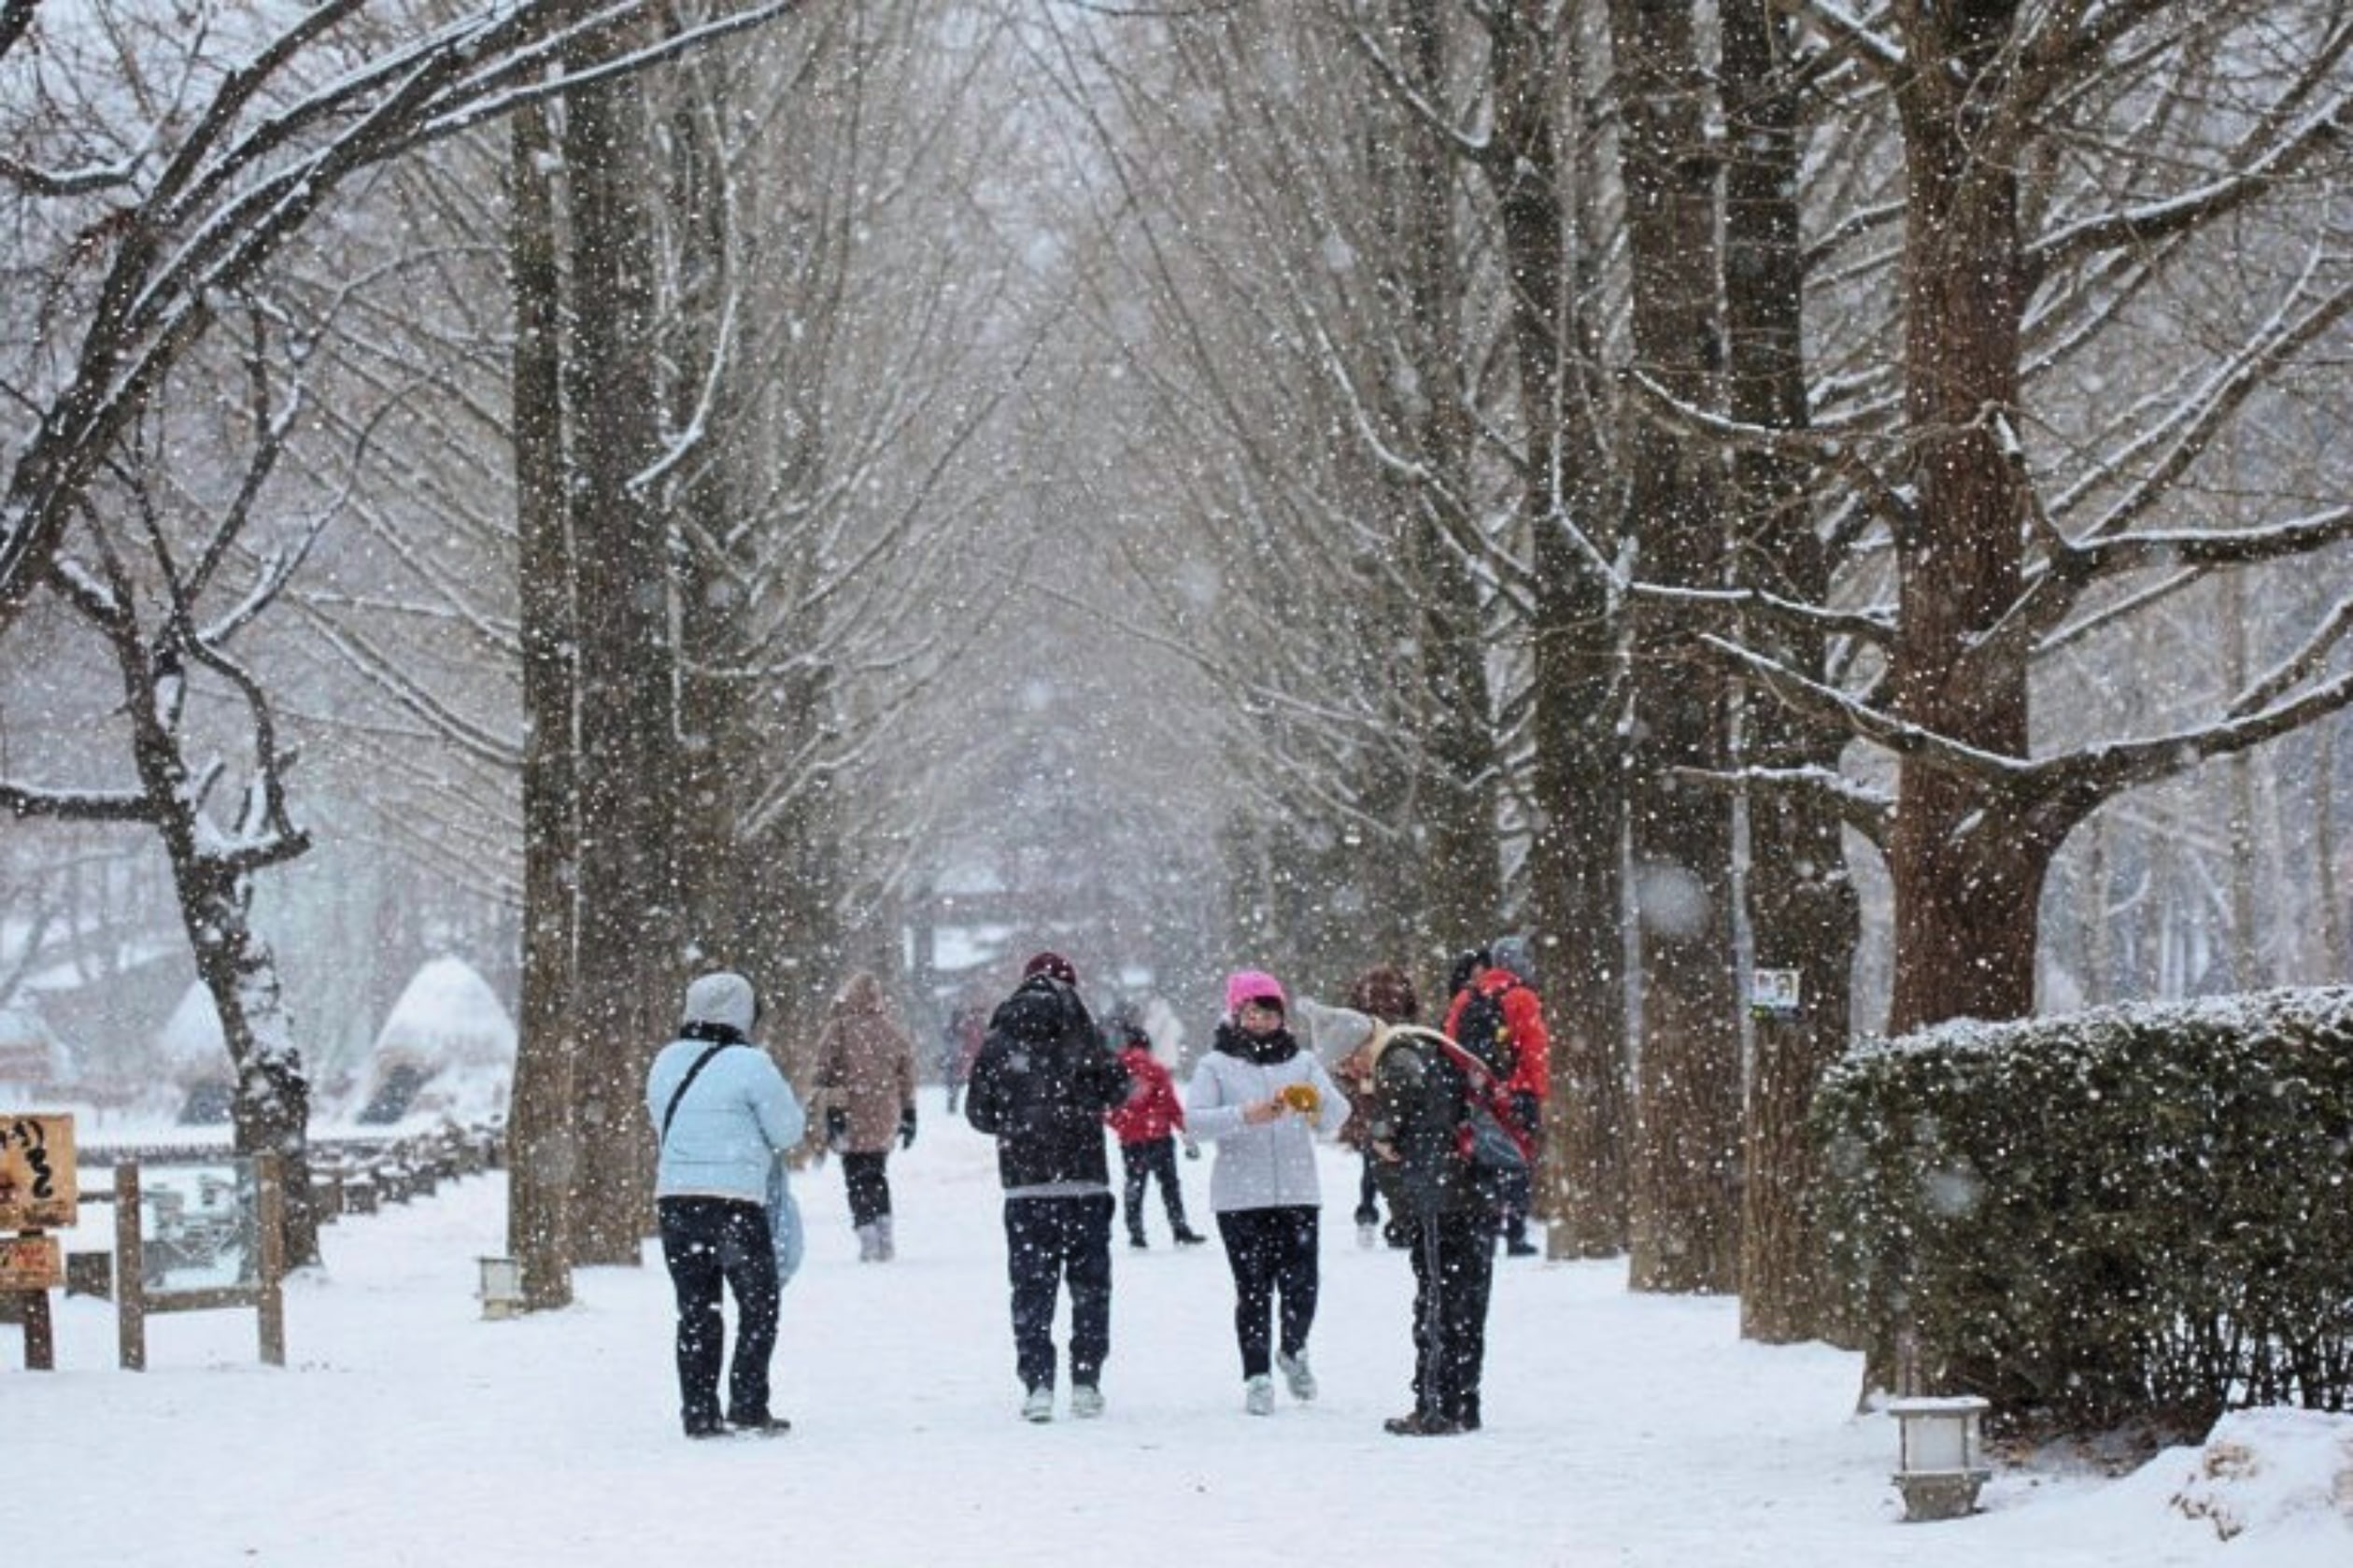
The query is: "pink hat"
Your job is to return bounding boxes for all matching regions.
[1224,968,1286,1016]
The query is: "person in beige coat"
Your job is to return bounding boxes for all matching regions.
[814,971,918,1261]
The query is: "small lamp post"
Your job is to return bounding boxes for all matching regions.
[1889,1395,1992,1520]
[477,1255,524,1321]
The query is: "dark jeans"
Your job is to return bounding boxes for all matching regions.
[1003,1193,1114,1391]
[1118,1137,1192,1240]
[1213,1206,1320,1379]
[657,1196,781,1432]
[1355,1151,1382,1228]
[1405,1208,1494,1427]
[842,1150,892,1227]
[1480,1163,1535,1246]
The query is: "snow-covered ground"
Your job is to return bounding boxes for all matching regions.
[11,1087,2348,1567]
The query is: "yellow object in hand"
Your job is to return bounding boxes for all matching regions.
[1281,1082,1320,1116]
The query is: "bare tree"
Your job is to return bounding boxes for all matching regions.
[0,0,801,637]
[1717,1,2353,1038]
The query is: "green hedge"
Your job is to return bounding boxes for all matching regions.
[1814,987,2353,1436]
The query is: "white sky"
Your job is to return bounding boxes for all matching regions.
[9,1086,2349,1566]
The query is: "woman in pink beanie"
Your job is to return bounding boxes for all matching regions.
[1184,967,1350,1416]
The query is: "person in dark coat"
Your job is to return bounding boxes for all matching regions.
[1101,1006,1206,1249]
[1364,1018,1495,1436]
[964,951,1131,1422]
[941,999,985,1115]
[1337,964,1421,1247]
[1445,938,1552,1256]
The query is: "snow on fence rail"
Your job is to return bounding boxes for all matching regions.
[59,1121,503,1299]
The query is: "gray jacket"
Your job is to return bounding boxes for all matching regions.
[1185,1028,1349,1212]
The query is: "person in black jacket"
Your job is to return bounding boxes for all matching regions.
[1365,1021,1495,1436]
[964,950,1131,1422]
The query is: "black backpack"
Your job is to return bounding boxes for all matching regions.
[1452,981,1520,1079]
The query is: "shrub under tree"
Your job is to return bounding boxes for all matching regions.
[1815,988,2353,1438]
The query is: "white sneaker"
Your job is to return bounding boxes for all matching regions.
[1070,1384,1105,1419]
[1022,1386,1054,1423]
[1276,1349,1317,1402]
[1356,1222,1378,1250]
[1244,1375,1275,1416]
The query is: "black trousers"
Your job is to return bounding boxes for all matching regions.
[1355,1152,1382,1227]
[656,1196,781,1432]
[1003,1194,1114,1391]
[1405,1208,1495,1427]
[1213,1206,1320,1379]
[1118,1137,1192,1240]
[842,1150,892,1227]
[1476,1161,1535,1244]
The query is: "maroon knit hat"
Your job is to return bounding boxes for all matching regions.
[1023,950,1078,986]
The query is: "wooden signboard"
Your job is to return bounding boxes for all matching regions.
[115,1156,286,1370]
[1,1111,77,1230]
[0,1233,62,1292]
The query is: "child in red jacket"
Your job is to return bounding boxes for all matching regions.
[1103,1009,1207,1249]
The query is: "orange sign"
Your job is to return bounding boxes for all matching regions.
[0,1233,61,1291]
[1,1112,77,1230]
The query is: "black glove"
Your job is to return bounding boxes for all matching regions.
[898,1104,917,1150]
[1510,1089,1541,1140]
[824,1107,849,1148]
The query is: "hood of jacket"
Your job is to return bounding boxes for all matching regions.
[834,970,889,1017]
[680,971,758,1038]
[992,972,1075,1044]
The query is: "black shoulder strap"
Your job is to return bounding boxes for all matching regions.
[660,1042,735,1147]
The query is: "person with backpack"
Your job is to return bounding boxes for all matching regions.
[1186,968,1351,1416]
[1102,1005,1208,1250]
[1361,1014,1498,1435]
[964,951,1132,1422]
[1336,964,1422,1248]
[1444,939,1552,1256]
[644,971,807,1439]
[813,970,918,1262]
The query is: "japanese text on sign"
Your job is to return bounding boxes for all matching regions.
[1,1113,78,1230]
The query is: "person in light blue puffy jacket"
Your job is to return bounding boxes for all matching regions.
[644,971,806,1438]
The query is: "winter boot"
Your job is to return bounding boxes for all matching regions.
[856,1222,881,1262]
[1172,1224,1207,1247]
[1357,1222,1379,1250]
[1276,1349,1317,1402]
[1021,1385,1055,1423]
[1070,1383,1105,1419]
[875,1214,896,1262]
[1244,1375,1276,1417]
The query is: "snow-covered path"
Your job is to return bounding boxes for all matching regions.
[9,1089,2341,1566]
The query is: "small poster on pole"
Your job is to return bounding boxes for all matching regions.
[1750,968,1802,1018]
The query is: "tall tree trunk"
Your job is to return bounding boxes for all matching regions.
[1720,0,1860,1342]
[561,49,676,1264]
[2222,573,2267,987]
[1479,0,1626,1256]
[1883,2,2035,1037]
[1611,0,1741,1294]
[665,72,754,973]
[506,102,577,1309]
[1396,0,1501,955]
[2318,729,2345,978]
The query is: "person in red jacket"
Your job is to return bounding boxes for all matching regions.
[1102,1006,1207,1250]
[1442,938,1551,1257]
